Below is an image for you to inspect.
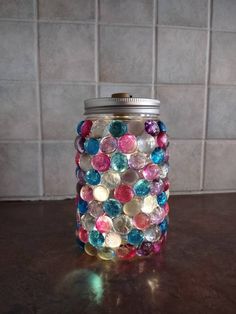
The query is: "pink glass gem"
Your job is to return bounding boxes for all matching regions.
[163,178,170,191]
[75,151,80,165]
[95,215,113,233]
[91,153,111,172]
[77,227,88,243]
[156,132,168,149]
[100,136,117,154]
[133,212,150,230]
[149,207,165,225]
[142,163,160,181]
[81,120,93,137]
[118,134,137,154]
[150,179,164,195]
[153,241,162,253]
[80,185,94,202]
[129,152,147,170]
[116,244,136,260]
[163,202,170,215]
[164,150,169,163]
[114,184,134,203]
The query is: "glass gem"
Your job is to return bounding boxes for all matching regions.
[114,184,134,203]
[78,227,89,243]
[159,217,169,234]
[85,242,97,256]
[85,169,101,185]
[113,215,132,235]
[74,135,85,153]
[137,242,153,256]
[142,163,160,181]
[75,151,80,165]
[141,195,157,214]
[77,199,88,214]
[101,171,121,189]
[111,152,128,172]
[118,134,137,154]
[89,230,105,248]
[81,213,96,231]
[144,225,162,242]
[133,212,150,230]
[90,120,109,138]
[152,241,162,254]
[97,247,115,260]
[100,136,117,154]
[84,138,100,155]
[95,215,113,233]
[137,132,156,153]
[159,163,169,179]
[103,198,122,217]
[164,150,169,163]
[133,179,150,197]
[164,202,170,215]
[81,120,93,137]
[75,167,86,184]
[80,185,94,202]
[144,120,160,136]
[165,189,170,200]
[150,179,164,196]
[116,243,137,260]
[127,229,144,246]
[109,120,127,137]
[158,120,167,133]
[77,120,84,135]
[150,147,165,165]
[149,206,165,225]
[88,200,104,218]
[128,120,144,136]
[79,154,92,171]
[93,185,109,202]
[76,182,83,195]
[105,232,122,248]
[76,238,85,251]
[123,197,142,217]
[163,178,170,191]
[91,153,110,172]
[121,169,139,185]
[156,132,168,149]
[157,192,167,206]
[129,152,147,170]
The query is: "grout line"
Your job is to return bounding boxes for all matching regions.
[151,0,157,98]
[34,0,44,197]
[200,0,212,191]
[95,0,99,97]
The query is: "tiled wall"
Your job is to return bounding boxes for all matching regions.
[0,0,236,200]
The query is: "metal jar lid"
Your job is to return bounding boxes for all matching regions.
[84,93,160,115]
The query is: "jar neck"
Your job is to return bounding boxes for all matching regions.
[85,113,160,121]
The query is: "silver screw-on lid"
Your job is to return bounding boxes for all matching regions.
[84,93,160,115]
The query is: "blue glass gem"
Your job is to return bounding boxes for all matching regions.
[133,179,150,197]
[157,191,167,206]
[109,120,128,137]
[85,169,101,185]
[89,230,105,248]
[159,217,169,233]
[76,238,85,251]
[84,138,100,155]
[77,120,84,135]
[103,198,122,217]
[77,199,88,214]
[127,229,144,246]
[158,120,167,133]
[150,147,165,165]
[111,152,128,172]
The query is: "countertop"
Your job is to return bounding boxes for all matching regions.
[0,194,235,314]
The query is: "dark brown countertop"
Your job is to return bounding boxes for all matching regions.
[0,194,236,314]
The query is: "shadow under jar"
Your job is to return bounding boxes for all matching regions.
[74,93,170,261]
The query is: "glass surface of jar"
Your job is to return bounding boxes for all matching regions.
[74,93,170,260]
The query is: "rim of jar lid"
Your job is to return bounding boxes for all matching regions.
[84,96,160,115]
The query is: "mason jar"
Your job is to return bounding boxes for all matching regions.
[74,93,170,261]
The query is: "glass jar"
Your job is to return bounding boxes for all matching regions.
[74,93,170,260]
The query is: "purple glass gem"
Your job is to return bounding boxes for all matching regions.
[137,241,154,256]
[75,166,86,184]
[74,135,85,153]
[164,150,170,163]
[144,120,160,136]
[150,179,164,196]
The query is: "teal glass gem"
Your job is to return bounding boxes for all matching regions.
[84,138,99,155]
[157,191,167,206]
[103,198,122,217]
[127,229,144,246]
[77,120,84,135]
[133,179,150,197]
[76,238,85,251]
[158,120,167,133]
[89,230,105,248]
[109,120,127,137]
[150,147,165,165]
[85,169,101,185]
[159,217,169,233]
[111,152,128,172]
[77,199,88,214]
